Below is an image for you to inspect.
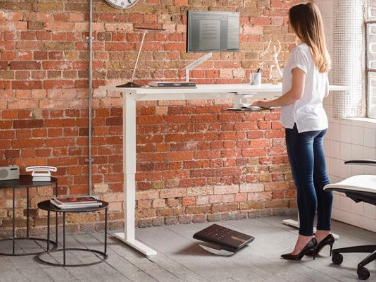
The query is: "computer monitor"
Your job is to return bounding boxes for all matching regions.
[186,11,240,53]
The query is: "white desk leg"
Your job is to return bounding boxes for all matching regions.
[113,91,157,257]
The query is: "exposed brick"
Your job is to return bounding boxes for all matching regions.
[28,21,45,30]
[13,120,43,129]
[10,61,41,70]
[0,0,302,234]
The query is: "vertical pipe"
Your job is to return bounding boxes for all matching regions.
[55,182,58,244]
[12,187,15,254]
[88,0,93,195]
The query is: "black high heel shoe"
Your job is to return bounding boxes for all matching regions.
[281,238,318,260]
[306,234,335,257]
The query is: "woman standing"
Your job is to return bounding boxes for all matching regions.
[252,2,335,260]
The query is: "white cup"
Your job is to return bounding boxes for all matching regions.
[250,72,262,85]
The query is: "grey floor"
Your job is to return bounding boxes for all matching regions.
[1,215,376,282]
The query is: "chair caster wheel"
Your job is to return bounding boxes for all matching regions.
[357,267,370,280]
[332,253,343,265]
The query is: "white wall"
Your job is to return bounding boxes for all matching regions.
[315,0,376,233]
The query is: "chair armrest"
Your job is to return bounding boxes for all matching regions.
[345,159,376,166]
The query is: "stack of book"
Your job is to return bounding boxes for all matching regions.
[50,196,102,209]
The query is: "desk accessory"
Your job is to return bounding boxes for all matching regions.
[0,166,20,181]
[193,224,255,255]
[26,166,57,181]
[149,81,196,87]
[267,40,283,84]
[250,68,262,85]
[117,27,165,88]
[227,106,278,112]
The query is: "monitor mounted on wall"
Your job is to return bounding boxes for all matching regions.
[186,10,240,53]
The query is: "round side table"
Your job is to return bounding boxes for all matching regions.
[37,200,108,267]
[0,175,58,256]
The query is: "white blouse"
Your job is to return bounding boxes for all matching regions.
[280,43,329,133]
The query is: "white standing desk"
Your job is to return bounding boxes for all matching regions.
[99,83,348,257]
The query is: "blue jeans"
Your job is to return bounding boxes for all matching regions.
[285,124,333,236]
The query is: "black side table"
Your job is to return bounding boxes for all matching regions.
[0,175,58,256]
[37,200,108,267]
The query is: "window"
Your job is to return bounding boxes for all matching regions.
[366,1,376,118]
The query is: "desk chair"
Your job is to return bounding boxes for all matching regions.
[323,159,376,280]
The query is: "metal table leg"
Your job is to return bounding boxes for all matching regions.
[12,187,15,255]
[55,182,58,245]
[63,212,66,266]
[26,186,29,238]
[104,207,107,254]
[47,211,50,251]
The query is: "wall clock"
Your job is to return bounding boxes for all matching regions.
[104,0,139,9]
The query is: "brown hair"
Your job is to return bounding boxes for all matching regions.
[289,2,331,73]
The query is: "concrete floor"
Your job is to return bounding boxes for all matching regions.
[0,215,375,281]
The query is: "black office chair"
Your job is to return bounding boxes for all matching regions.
[324,159,376,280]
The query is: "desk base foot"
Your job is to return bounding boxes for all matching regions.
[282,219,300,229]
[282,219,339,239]
[113,232,157,257]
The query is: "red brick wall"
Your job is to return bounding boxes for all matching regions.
[0,0,303,236]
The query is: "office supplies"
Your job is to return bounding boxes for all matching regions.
[148,81,196,87]
[193,224,255,255]
[227,106,266,111]
[250,68,262,85]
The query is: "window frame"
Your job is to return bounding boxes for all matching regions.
[366,2,376,118]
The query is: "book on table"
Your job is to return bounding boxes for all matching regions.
[50,196,102,209]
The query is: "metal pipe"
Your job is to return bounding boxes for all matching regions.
[87,0,93,196]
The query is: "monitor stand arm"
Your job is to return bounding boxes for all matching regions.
[185,52,212,82]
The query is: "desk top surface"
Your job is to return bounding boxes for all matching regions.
[0,175,57,188]
[100,83,348,95]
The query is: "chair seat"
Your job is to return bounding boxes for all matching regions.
[324,175,376,194]
[324,175,376,206]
